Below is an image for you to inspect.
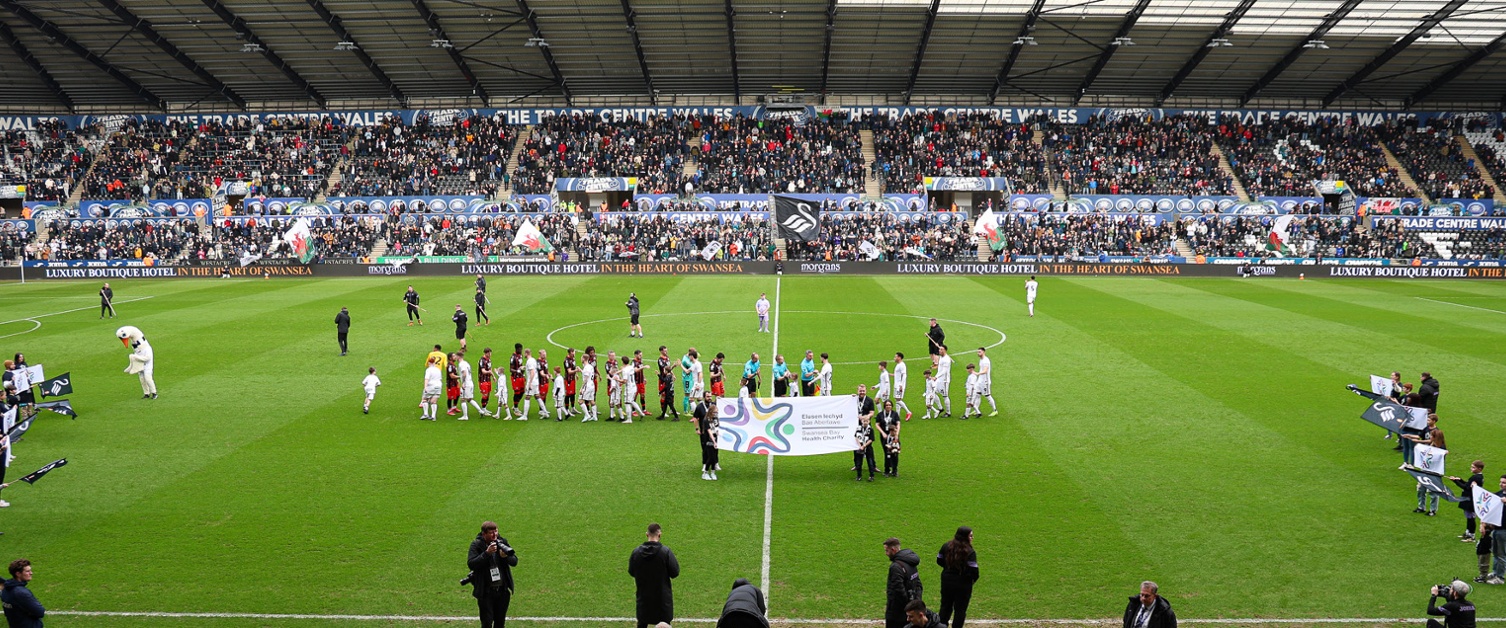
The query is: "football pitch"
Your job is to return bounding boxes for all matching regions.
[1,274,1505,627]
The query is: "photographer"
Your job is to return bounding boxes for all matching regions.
[1427,580,1475,628]
[466,521,518,628]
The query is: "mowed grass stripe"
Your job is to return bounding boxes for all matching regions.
[1252,278,1506,338]
[1039,277,1479,618]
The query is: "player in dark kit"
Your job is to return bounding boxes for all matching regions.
[563,348,579,418]
[509,343,526,417]
[537,349,550,407]
[478,348,495,413]
[633,350,648,415]
[453,304,469,350]
[446,352,461,415]
[709,353,726,397]
[656,346,679,421]
[404,285,423,326]
[475,289,490,326]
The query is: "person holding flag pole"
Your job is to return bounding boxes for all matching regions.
[403,285,425,326]
[972,208,1005,261]
[475,289,490,326]
[99,282,115,319]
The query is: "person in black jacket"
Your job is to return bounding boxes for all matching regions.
[1409,372,1440,411]
[99,283,115,319]
[884,537,922,628]
[466,521,518,628]
[904,599,944,628]
[0,559,44,628]
[936,526,979,628]
[926,318,945,368]
[1452,460,1486,544]
[404,285,422,326]
[1428,580,1476,628]
[716,578,768,628]
[629,522,680,628]
[1123,580,1176,628]
[334,307,351,356]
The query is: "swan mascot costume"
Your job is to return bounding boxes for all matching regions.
[116,326,156,399]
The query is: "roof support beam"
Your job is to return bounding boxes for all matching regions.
[200,0,325,107]
[1405,30,1506,108]
[0,0,164,109]
[619,0,655,103]
[1073,0,1150,105]
[725,0,740,103]
[0,20,73,111]
[515,0,571,104]
[1156,0,1256,105]
[413,0,488,104]
[818,0,836,103]
[1323,0,1469,106]
[304,0,406,105]
[97,0,246,109]
[1239,0,1362,106]
[989,0,1045,105]
[902,0,940,105]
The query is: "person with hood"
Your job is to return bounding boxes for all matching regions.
[936,526,979,628]
[716,578,768,628]
[1,559,43,628]
[629,522,680,628]
[466,521,518,628]
[884,537,922,628]
[1123,580,1176,628]
[904,599,943,628]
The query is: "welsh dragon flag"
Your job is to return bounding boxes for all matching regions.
[512,218,554,253]
[973,208,1006,252]
[283,218,315,263]
[1266,215,1294,256]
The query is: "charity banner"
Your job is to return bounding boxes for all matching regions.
[716,395,859,456]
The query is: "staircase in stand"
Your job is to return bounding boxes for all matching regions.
[368,238,389,260]
[860,129,881,197]
[1211,143,1250,202]
[1457,135,1503,202]
[1173,238,1195,258]
[505,127,532,191]
[1380,142,1431,205]
[1033,129,1065,199]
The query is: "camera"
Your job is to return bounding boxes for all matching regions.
[461,571,474,587]
[494,540,512,554]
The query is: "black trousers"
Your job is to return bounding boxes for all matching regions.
[854,445,876,478]
[701,438,719,469]
[477,589,510,628]
[939,575,973,628]
[337,332,348,353]
[801,380,815,396]
[477,305,489,323]
[884,449,899,476]
[885,603,907,628]
[101,302,113,317]
[407,305,420,320]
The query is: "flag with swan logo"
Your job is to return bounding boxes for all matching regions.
[773,195,821,243]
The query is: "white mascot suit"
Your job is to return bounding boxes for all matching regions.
[117,326,156,398]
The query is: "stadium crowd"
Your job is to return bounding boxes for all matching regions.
[182,117,346,200]
[872,112,1051,194]
[997,213,1177,258]
[2,121,97,202]
[787,213,974,261]
[576,213,770,262]
[693,113,866,194]
[1180,215,1409,259]
[386,214,578,259]
[512,114,689,195]
[334,114,516,197]
[41,218,199,262]
[1381,123,1495,201]
[81,120,195,201]
[1049,114,1233,196]
[1218,116,1416,199]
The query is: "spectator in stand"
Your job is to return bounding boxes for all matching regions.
[513,114,689,195]
[1051,114,1231,196]
[45,218,199,262]
[693,112,866,194]
[1380,121,1494,202]
[81,119,195,202]
[789,213,973,262]
[1,120,99,202]
[1217,115,1417,200]
[178,117,348,200]
[334,114,516,197]
[872,112,1052,195]
[578,214,770,261]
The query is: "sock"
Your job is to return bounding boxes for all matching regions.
[943,397,951,414]
[522,398,531,417]
[460,402,470,420]
[363,400,370,411]
[1029,303,1034,315]
[896,400,911,416]
[420,401,429,417]
[987,395,997,411]
[470,400,485,415]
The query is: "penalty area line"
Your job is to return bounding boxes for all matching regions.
[47,611,1482,624]
[1416,296,1506,315]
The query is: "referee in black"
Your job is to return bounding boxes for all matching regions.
[334,307,351,356]
[404,285,422,326]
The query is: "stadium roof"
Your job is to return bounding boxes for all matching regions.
[1,0,1504,113]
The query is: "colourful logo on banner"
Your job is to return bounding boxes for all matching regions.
[718,397,795,454]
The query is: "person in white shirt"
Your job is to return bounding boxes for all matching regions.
[963,363,981,419]
[551,367,566,421]
[892,352,913,421]
[921,369,943,419]
[975,346,999,417]
[457,354,490,421]
[934,347,954,417]
[874,361,892,403]
[819,352,833,396]
[580,347,599,422]
[619,357,641,423]
[1025,275,1039,317]
[605,350,619,421]
[361,367,381,414]
[520,348,541,421]
[421,357,443,421]
[755,292,771,333]
[688,350,705,401]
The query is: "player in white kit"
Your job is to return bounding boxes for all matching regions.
[361,367,381,414]
[580,347,599,422]
[962,363,981,419]
[874,361,892,403]
[551,367,566,421]
[519,348,541,421]
[457,354,490,420]
[976,346,999,416]
[934,347,954,417]
[892,352,913,421]
[921,369,942,419]
[619,358,641,423]
[1026,275,1039,317]
[818,352,833,396]
[755,293,771,333]
[421,357,443,421]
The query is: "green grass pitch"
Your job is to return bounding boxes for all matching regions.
[0,275,1504,627]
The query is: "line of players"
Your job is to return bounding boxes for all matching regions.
[406,342,1001,424]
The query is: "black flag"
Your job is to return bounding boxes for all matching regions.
[4,415,34,441]
[19,458,66,484]
[38,372,72,398]
[1348,385,1407,432]
[773,195,821,243]
[1403,465,1467,502]
[36,399,76,418]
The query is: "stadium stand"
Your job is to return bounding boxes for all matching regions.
[692,113,865,194]
[1466,128,1506,199]
[577,214,770,261]
[1180,216,1408,259]
[513,114,689,195]
[1,121,98,202]
[871,112,1052,195]
[1380,122,1494,201]
[386,214,578,259]
[1217,116,1415,199]
[81,120,197,202]
[1049,114,1232,196]
[43,218,199,262]
[334,114,516,198]
[181,118,347,200]
[999,213,1177,258]
[787,213,974,261]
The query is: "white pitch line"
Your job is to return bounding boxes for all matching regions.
[47,611,1495,625]
[0,295,153,326]
[544,310,749,350]
[762,274,782,607]
[1417,296,1506,314]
